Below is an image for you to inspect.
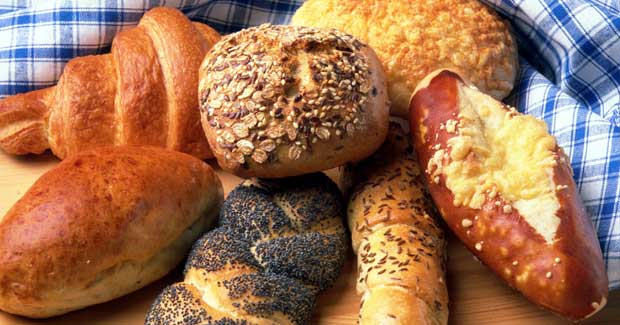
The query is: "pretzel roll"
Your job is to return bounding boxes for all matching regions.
[292,0,518,117]
[199,24,389,178]
[409,70,608,320]
[146,173,348,324]
[345,123,448,324]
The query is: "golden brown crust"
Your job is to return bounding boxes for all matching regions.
[112,26,168,148]
[0,146,223,318]
[0,7,221,159]
[199,24,389,178]
[345,124,448,325]
[139,8,215,158]
[193,22,222,47]
[0,87,53,155]
[49,54,118,158]
[292,0,518,117]
[409,70,608,321]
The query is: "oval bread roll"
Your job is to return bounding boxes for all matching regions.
[409,70,608,320]
[292,0,518,117]
[199,24,389,178]
[0,146,223,318]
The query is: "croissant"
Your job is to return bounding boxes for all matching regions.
[0,7,220,159]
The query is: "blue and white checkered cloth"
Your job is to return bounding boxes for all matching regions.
[0,0,618,288]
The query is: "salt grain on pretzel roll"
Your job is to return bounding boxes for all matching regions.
[344,123,448,325]
[409,70,608,320]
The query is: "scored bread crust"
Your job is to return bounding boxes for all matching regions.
[344,123,448,325]
[0,146,223,318]
[409,70,608,321]
[146,173,348,324]
[292,0,518,117]
[199,24,389,178]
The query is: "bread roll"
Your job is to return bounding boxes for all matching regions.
[409,70,608,320]
[344,123,448,324]
[198,24,389,178]
[146,173,347,324]
[292,0,518,117]
[0,146,223,318]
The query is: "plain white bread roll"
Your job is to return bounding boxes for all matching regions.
[199,24,389,178]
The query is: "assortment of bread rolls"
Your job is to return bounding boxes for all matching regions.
[291,0,518,117]
[0,146,223,318]
[198,24,389,178]
[146,174,347,324]
[409,70,608,320]
[344,123,448,324]
[0,7,220,159]
[0,2,611,323]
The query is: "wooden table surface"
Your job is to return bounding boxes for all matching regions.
[0,151,618,325]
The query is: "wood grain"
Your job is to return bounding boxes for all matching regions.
[0,151,617,324]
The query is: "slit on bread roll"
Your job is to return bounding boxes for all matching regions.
[0,146,223,318]
[198,24,389,178]
[409,70,608,320]
[146,173,347,324]
[343,123,448,325]
[291,0,518,117]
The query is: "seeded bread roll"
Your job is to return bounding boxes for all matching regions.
[146,173,348,324]
[0,146,223,318]
[198,24,389,178]
[344,123,448,324]
[292,0,518,117]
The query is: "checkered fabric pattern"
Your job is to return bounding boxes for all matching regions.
[0,0,618,288]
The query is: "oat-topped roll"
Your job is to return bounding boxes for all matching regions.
[198,24,389,178]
